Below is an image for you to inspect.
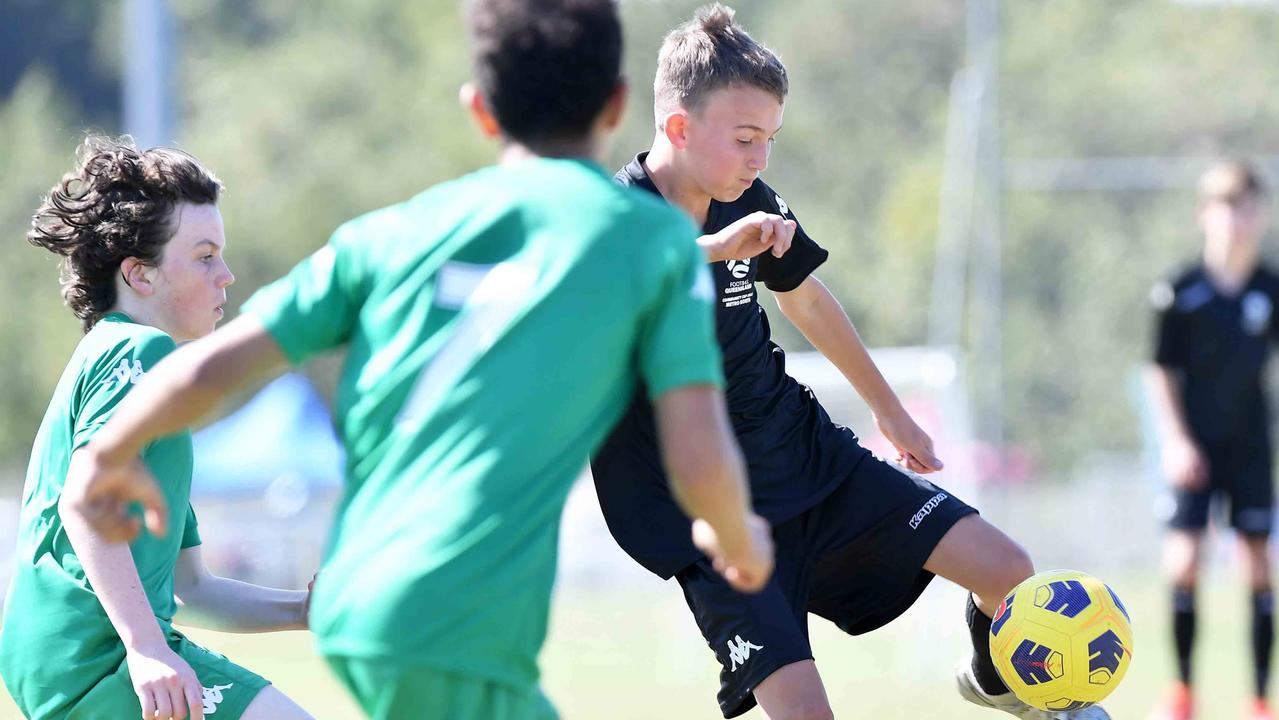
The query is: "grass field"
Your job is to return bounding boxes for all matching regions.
[0,574,1266,719]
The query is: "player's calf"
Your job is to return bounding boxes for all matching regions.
[754,660,835,720]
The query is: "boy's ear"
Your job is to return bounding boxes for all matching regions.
[598,79,629,132]
[119,257,156,297]
[662,109,690,150]
[460,83,502,139]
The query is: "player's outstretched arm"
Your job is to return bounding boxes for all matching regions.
[63,314,291,541]
[654,384,773,593]
[172,546,309,633]
[775,275,943,474]
[58,474,207,720]
[1143,364,1209,490]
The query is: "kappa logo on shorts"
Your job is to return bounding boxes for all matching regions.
[202,683,234,714]
[726,635,764,672]
[908,492,948,530]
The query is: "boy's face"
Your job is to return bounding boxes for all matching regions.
[679,86,784,202]
[1200,194,1268,251]
[150,203,235,343]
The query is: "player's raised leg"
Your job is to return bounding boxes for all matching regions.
[925,516,1031,702]
[930,516,1112,719]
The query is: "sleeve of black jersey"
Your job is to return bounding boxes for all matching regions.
[753,183,829,292]
[1150,279,1183,368]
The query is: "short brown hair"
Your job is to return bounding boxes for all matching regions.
[652,3,788,128]
[1199,160,1267,205]
[28,136,222,332]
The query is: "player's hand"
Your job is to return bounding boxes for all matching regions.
[699,211,796,263]
[692,514,774,593]
[875,410,944,474]
[1163,435,1208,491]
[64,445,169,543]
[125,641,204,720]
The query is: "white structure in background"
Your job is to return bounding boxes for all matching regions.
[124,0,174,148]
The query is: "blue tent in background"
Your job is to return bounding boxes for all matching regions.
[191,373,345,498]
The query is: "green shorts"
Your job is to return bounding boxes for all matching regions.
[67,633,269,720]
[326,656,557,720]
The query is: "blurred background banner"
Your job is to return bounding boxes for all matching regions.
[5,1,1279,716]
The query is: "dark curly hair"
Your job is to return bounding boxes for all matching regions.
[465,0,622,145]
[28,136,222,332]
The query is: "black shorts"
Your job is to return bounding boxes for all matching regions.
[1168,446,1274,536]
[674,453,977,718]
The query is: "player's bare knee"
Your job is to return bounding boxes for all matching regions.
[984,537,1033,599]
[1002,540,1034,588]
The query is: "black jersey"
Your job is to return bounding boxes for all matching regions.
[1152,263,1279,449]
[591,152,871,578]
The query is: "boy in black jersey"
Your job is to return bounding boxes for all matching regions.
[589,4,1110,719]
[1148,162,1279,720]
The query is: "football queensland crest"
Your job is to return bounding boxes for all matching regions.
[989,570,1133,712]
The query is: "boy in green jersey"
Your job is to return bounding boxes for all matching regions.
[0,138,315,720]
[60,0,774,718]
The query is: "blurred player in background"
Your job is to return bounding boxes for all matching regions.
[1148,161,1279,720]
[590,5,1113,719]
[0,137,315,720]
[55,0,774,718]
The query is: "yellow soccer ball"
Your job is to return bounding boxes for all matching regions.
[989,569,1134,711]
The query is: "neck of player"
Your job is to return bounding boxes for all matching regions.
[499,139,601,166]
[643,141,712,228]
[1203,237,1259,295]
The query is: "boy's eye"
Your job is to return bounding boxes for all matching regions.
[737,138,753,145]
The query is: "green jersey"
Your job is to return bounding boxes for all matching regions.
[243,158,721,687]
[0,314,201,720]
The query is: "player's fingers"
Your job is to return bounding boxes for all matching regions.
[758,219,773,247]
[152,685,173,720]
[916,448,944,472]
[691,518,718,555]
[81,497,130,543]
[125,465,169,538]
[183,678,204,720]
[138,688,156,720]
[773,220,796,257]
[726,565,765,593]
[168,681,190,720]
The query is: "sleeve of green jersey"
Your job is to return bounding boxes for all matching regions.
[637,221,725,398]
[242,223,366,365]
[72,331,178,451]
[180,504,201,549]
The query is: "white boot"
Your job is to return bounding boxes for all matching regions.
[955,663,1112,720]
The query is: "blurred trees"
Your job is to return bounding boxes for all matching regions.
[3,0,1279,484]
